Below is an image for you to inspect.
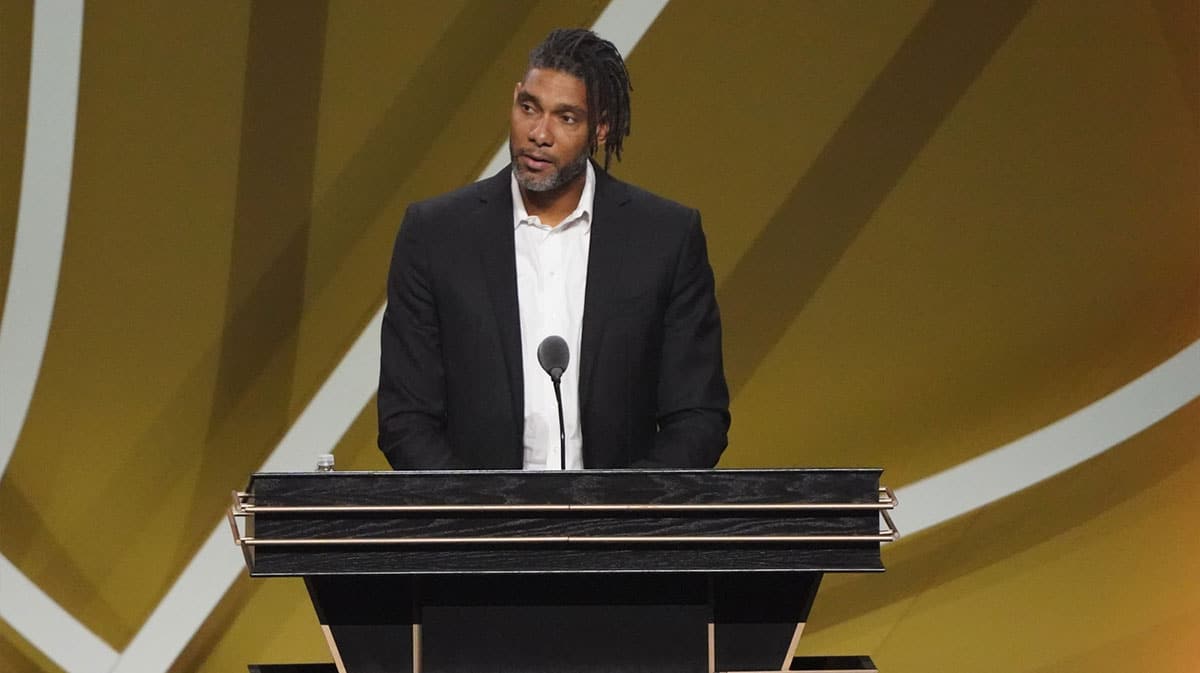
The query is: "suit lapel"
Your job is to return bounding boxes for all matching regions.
[477,169,525,446]
[580,168,631,411]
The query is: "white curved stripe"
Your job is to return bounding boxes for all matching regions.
[109,4,670,672]
[0,0,82,477]
[0,3,107,673]
[893,338,1200,536]
[0,555,117,673]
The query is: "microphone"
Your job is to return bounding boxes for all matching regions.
[537,335,569,382]
[537,336,570,469]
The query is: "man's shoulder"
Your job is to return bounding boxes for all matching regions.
[408,170,508,218]
[600,170,698,224]
[600,170,696,214]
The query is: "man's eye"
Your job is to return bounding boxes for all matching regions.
[521,103,535,113]
[562,115,577,124]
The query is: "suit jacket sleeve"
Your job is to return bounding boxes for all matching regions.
[637,210,731,468]
[377,204,467,469]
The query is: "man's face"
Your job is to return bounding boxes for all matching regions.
[509,68,607,193]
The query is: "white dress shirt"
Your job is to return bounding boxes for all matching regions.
[512,162,595,470]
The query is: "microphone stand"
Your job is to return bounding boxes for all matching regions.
[551,376,566,470]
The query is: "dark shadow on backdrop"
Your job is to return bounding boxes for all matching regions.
[718,0,1036,396]
[194,1,330,577]
[208,0,328,438]
[0,0,34,318]
[1151,0,1199,123]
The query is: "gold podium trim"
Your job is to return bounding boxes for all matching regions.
[232,487,897,513]
[227,487,899,549]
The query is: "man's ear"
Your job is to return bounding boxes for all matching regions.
[595,118,610,146]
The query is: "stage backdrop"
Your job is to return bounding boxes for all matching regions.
[1,1,1197,672]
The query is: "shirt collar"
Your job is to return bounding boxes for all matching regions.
[511,161,595,231]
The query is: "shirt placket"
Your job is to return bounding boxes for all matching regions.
[537,225,560,467]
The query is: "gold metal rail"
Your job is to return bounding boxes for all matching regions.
[232,487,897,513]
[234,531,898,546]
[227,488,899,549]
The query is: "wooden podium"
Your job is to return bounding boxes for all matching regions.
[229,469,896,672]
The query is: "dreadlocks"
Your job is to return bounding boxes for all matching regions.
[528,28,632,171]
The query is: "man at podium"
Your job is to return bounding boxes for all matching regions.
[378,28,729,471]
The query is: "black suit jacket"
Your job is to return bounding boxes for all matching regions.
[377,166,729,469]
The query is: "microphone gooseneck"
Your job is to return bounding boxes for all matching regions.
[537,336,570,469]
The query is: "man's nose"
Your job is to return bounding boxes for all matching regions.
[529,116,552,146]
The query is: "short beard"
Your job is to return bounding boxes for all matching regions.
[513,149,589,193]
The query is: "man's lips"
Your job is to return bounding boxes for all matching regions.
[519,153,554,170]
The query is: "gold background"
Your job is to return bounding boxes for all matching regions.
[1,1,1196,671]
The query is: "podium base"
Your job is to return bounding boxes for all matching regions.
[788,655,878,672]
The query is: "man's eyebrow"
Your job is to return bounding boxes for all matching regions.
[551,103,586,116]
[516,91,585,116]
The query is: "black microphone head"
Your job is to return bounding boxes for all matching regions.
[537,335,570,382]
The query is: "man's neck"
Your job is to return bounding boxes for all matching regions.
[519,173,586,228]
